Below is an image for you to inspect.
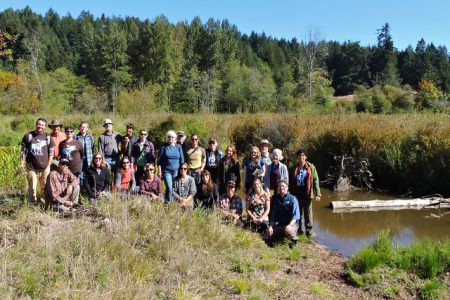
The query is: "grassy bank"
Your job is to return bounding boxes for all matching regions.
[0,196,360,299]
[1,197,448,299]
[347,231,450,299]
[1,113,450,196]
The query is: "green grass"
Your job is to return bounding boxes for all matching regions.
[418,280,446,300]
[310,281,334,299]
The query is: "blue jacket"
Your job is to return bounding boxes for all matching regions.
[270,192,300,227]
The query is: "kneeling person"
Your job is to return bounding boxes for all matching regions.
[268,180,300,245]
[219,180,244,226]
[45,158,80,211]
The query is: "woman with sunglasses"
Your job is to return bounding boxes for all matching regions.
[115,156,138,194]
[131,129,155,183]
[172,163,196,209]
[139,163,162,201]
[218,145,241,195]
[243,146,265,194]
[195,170,219,210]
[59,126,83,177]
[84,153,110,204]
[157,130,184,203]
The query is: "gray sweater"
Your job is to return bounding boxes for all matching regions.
[98,131,121,157]
[172,175,197,206]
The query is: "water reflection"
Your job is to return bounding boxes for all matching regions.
[314,189,450,256]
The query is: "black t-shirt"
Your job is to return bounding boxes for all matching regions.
[22,131,55,171]
[59,139,83,174]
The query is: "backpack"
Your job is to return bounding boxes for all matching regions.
[26,132,51,152]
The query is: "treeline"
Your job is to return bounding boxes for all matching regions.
[0,6,449,114]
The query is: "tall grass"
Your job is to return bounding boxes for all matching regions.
[0,196,303,298]
[348,231,450,282]
[0,146,25,196]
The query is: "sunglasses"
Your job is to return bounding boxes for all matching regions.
[146,169,155,172]
[65,130,74,133]
[94,157,102,160]
[180,167,188,170]
[140,133,148,136]
[191,138,198,141]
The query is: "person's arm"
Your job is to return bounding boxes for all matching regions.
[186,177,197,202]
[84,171,96,198]
[281,163,289,186]
[243,165,248,193]
[179,146,184,164]
[172,180,182,201]
[246,196,257,221]
[149,142,155,164]
[261,194,271,220]
[115,171,123,191]
[235,162,241,190]
[312,165,321,201]
[157,177,163,198]
[98,136,104,154]
[19,135,27,169]
[139,179,151,195]
[130,170,137,191]
[47,140,55,168]
[290,196,300,225]
[200,148,206,172]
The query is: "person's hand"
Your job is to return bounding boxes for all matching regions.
[197,168,203,174]
[268,226,273,236]
[99,191,105,197]
[63,200,73,207]
[315,196,321,202]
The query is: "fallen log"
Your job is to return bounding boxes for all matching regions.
[330,197,450,210]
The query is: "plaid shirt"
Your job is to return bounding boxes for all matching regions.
[75,133,95,166]
[220,194,243,216]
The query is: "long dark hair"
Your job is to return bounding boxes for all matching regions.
[201,169,214,193]
[177,163,189,177]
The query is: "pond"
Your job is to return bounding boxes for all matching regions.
[313,189,450,256]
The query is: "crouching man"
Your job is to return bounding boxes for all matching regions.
[45,158,80,211]
[267,180,300,247]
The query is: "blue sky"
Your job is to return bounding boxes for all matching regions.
[1,0,449,50]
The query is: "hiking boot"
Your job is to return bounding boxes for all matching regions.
[289,239,298,249]
[306,232,316,239]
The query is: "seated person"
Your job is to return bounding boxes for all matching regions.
[139,163,163,201]
[195,170,219,210]
[172,163,197,209]
[44,158,80,211]
[115,156,138,194]
[84,153,110,204]
[246,179,270,233]
[218,180,244,227]
[267,180,300,247]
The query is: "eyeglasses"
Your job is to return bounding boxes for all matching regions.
[180,167,188,170]
[65,130,73,133]
[140,133,148,136]
[94,157,102,160]
[146,169,155,172]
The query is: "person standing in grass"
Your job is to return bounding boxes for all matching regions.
[176,130,189,160]
[120,123,138,160]
[268,180,300,247]
[218,145,241,194]
[48,120,66,161]
[259,139,273,166]
[289,149,321,238]
[98,118,121,170]
[204,138,223,184]
[218,180,244,227]
[263,148,288,195]
[84,153,110,204]
[158,130,184,203]
[75,121,94,186]
[59,126,83,177]
[172,163,196,209]
[45,158,80,211]
[185,133,206,186]
[243,146,265,194]
[139,163,162,201]
[131,129,155,183]
[20,118,55,205]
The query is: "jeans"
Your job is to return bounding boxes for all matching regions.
[162,169,177,204]
[299,198,313,235]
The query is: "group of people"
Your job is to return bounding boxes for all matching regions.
[20,117,321,244]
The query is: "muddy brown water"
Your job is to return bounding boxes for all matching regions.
[312,189,450,257]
